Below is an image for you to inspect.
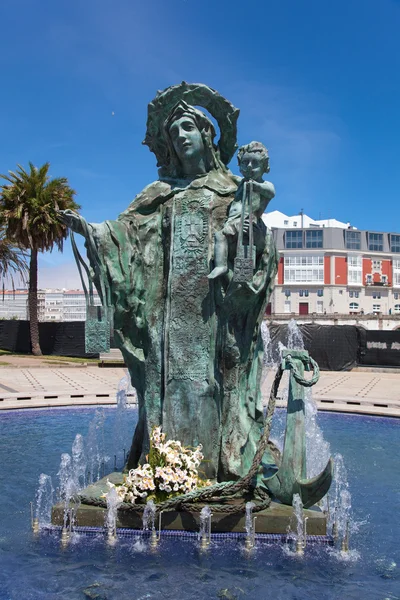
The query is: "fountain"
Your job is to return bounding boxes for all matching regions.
[3,82,398,597]
[1,402,398,597]
[53,83,336,539]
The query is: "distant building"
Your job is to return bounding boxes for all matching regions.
[0,289,101,321]
[263,210,351,231]
[267,223,400,328]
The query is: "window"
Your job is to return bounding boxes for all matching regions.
[293,221,298,227]
[317,289,323,297]
[372,260,381,271]
[284,301,291,314]
[348,272,362,284]
[345,230,361,250]
[372,292,381,299]
[348,255,362,268]
[305,230,323,248]
[284,220,289,225]
[366,274,372,284]
[285,256,324,266]
[390,234,400,253]
[285,231,303,248]
[394,304,400,313]
[348,255,362,285]
[299,290,309,297]
[284,256,324,283]
[372,304,381,313]
[382,275,388,284]
[368,232,383,252]
[349,302,359,311]
[394,260,400,287]
[316,300,324,313]
[394,293,399,300]
[284,290,291,297]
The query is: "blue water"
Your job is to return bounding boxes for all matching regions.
[0,407,399,600]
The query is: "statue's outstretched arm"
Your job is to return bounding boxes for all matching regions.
[57,209,87,237]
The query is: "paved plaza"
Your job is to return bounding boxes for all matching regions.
[0,359,398,417]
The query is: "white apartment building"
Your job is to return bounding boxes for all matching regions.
[0,289,100,321]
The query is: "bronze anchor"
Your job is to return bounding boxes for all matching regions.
[263,349,333,508]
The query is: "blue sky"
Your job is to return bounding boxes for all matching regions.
[1,0,400,288]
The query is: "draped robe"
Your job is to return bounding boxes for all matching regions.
[84,168,278,481]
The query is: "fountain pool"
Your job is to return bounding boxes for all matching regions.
[0,406,398,600]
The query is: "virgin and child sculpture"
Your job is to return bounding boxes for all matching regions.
[59,82,279,485]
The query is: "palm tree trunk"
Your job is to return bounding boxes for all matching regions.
[28,248,42,356]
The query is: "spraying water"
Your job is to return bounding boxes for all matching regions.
[245,501,255,536]
[58,452,78,527]
[142,499,156,531]
[261,321,274,368]
[199,505,212,542]
[105,486,122,538]
[292,493,304,546]
[86,409,107,484]
[35,474,54,527]
[329,453,352,537]
[72,434,86,490]
[287,319,304,350]
[112,372,136,469]
[304,389,331,478]
[58,453,74,501]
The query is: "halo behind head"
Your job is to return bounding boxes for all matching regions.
[143,82,240,176]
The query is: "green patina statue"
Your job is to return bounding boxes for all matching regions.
[59,82,280,484]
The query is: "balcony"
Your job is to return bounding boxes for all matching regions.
[365,281,390,288]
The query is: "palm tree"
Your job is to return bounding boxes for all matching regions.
[0,224,28,288]
[0,162,80,355]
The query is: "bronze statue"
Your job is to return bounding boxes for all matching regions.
[59,82,279,484]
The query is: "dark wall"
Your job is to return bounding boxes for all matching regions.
[1,319,400,367]
[268,323,400,369]
[0,321,98,357]
[358,329,400,367]
[268,323,361,371]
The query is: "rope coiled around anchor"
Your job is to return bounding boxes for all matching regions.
[284,354,320,387]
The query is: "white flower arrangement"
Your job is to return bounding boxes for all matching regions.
[106,426,211,504]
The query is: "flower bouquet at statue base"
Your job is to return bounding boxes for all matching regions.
[105,427,211,505]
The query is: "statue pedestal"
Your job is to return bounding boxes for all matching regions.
[51,473,327,536]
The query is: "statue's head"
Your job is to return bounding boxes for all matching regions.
[162,101,226,178]
[237,141,270,180]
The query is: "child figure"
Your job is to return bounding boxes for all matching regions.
[208,141,275,280]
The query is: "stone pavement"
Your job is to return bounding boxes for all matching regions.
[0,362,399,417]
[0,364,128,410]
[262,369,400,418]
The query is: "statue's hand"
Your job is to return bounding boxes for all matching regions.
[243,216,266,253]
[57,209,86,236]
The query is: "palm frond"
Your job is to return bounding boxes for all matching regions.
[0,225,28,285]
[0,161,79,252]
